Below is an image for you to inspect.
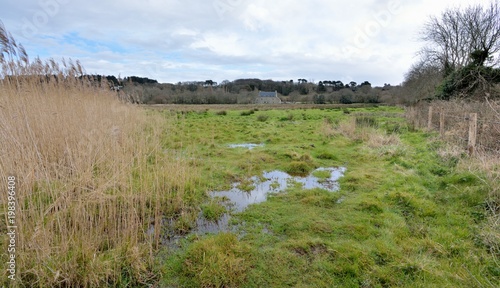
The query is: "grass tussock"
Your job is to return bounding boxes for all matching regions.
[285,161,314,176]
[0,24,197,287]
[328,116,402,149]
[201,200,227,221]
[256,114,270,122]
[176,233,252,287]
[240,110,255,116]
[215,110,227,116]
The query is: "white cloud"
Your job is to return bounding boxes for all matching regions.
[0,0,496,86]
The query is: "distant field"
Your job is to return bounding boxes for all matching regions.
[142,103,384,112]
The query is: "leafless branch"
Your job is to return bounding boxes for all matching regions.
[420,1,500,70]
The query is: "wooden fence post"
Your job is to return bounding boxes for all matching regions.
[468,113,477,156]
[427,106,433,131]
[439,108,445,137]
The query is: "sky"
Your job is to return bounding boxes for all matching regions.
[0,0,495,87]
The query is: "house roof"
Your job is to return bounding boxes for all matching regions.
[259,91,277,97]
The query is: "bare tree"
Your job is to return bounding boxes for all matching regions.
[402,59,443,102]
[420,1,500,72]
[420,8,468,72]
[463,2,500,66]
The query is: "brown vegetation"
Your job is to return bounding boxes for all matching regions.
[406,100,500,152]
[0,25,198,286]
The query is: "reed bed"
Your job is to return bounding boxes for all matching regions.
[0,23,197,287]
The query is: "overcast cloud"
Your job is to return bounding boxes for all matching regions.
[0,0,494,86]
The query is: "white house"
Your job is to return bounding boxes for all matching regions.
[256,90,281,104]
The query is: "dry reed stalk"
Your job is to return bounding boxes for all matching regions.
[320,118,336,139]
[336,117,357,139]
[366,133,401,148]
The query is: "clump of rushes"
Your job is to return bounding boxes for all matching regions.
[240,110,255,116]
[257,114,270,122]
[355,115,378,128]
[216,110,227,116]
[201,200,227,221]
[280,113,295,121]
[315,151,339,160]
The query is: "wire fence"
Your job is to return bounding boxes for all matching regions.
[405,100,500,156]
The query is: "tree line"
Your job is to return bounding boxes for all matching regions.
[92,75,398,105]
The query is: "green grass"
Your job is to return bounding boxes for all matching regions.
[157,106,498,287]
[312,169,332,180]
[201,200,227,221]
[161,233,253,287]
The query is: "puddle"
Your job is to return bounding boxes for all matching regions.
[228,143,264,150]
[211,167,346,212]
[147,214,233,248]
[152,167,345,248]
[193,212,231,234]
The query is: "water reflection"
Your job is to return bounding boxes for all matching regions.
[227,143,264,150]
[153,167,346,247]
[211,167,346,212]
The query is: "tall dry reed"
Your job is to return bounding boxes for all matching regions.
[0,22,197,287]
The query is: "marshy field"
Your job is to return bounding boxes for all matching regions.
[1,73,499,287]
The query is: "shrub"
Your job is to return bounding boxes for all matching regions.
[437,64,500,100]
[340,95,353,104]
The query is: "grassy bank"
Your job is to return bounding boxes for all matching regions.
[156,107,499,287]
